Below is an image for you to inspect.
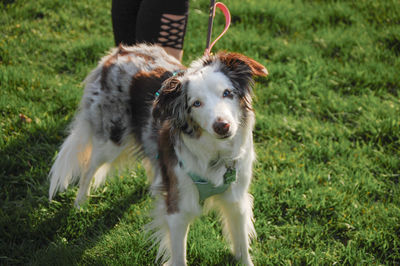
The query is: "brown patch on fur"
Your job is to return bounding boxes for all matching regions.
[218,52,269,77]
[152,77,183,123]
[158,122,179,214]
[100,55,116,92]
[190,118,202,138]
[129,67,172,142]
[182,117,202,138]
[133,52,155,63]
[117,44,131,56]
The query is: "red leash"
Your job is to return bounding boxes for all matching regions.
[204,1,231,56]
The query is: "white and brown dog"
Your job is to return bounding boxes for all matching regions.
[49,44,268,265]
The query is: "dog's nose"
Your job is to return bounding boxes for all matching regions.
[213,119,230,136]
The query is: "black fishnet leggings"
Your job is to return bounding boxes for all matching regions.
[112,0,189,49]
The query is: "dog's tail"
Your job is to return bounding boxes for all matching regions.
[48,112,93,200]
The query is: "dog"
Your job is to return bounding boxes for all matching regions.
[48,44,268,265]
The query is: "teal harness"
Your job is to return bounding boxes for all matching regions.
[185,164,237,203]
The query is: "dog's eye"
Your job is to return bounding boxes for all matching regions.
[192,100,202,108]
[223,89,232,98]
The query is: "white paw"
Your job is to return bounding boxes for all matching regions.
[74,195,89,209]
[163,261,187,266]
[235,252,254,266]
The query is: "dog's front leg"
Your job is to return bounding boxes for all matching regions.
[218,193,255,266]
[218,146,256,265]
[165,213,191,266]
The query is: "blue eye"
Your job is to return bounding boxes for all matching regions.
[223,89,232,98]
[193,100,202,107]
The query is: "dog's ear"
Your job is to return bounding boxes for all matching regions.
[218,52,268,77]
[217,52,268,91]
[153,77,186,127]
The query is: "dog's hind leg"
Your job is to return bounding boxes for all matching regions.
[74,138,124,207]
[75,160,100,207]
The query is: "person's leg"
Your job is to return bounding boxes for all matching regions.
[136,0,189,61]
[111,0,143,46]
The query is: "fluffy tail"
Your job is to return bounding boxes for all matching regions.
[48,113,93,200]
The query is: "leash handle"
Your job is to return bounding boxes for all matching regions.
[204,2,231,56]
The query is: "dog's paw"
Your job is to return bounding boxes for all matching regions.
[238,257,254,266]
[74,197,90,210]
[234,251,254,266]
[162,260,187,266]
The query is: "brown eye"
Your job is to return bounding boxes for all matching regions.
[193,100,202,107]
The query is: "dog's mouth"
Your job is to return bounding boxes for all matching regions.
[216,133,233,140]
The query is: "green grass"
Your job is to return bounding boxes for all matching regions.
[1,0,399,264]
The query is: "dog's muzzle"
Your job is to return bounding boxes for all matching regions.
[213,118,230,138]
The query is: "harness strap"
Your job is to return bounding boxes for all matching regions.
[189,168,236,203]
[181,160,236,203]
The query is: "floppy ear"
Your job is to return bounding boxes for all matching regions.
[218,52,268,77]
[217,52,268,90]
[153,77,186,127]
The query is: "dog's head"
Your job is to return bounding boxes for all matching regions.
[153,52,268,139]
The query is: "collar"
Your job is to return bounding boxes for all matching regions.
[179,160,236,203]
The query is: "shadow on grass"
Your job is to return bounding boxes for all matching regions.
[30,183,148,265]
[0,122,66,264]
[0,122,149,265]
[0,118,71,200]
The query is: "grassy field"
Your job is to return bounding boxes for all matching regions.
[1,0,400,264]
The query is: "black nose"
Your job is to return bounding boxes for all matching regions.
[213,119,230,136]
